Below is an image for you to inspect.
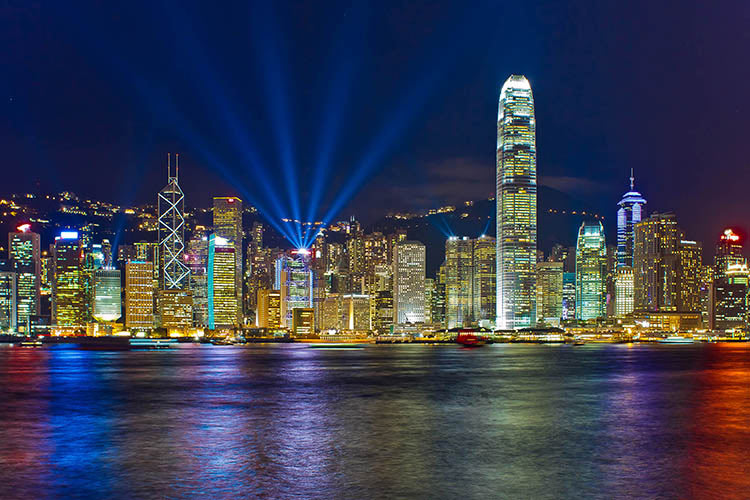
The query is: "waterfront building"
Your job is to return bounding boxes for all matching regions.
[185,231,209,327]
[213,197,243,321]
[536,261,563,326]
[496,74,537,329]
[276,250,314,328]
[292,308,314,336]
[8,225,41,330]
[616,170,647,268]
[342,294,370,331]
[158,153,190,290]
[614,267,634,317]
[158,289,193,330]
[677,239,702,313]
[0,271,17,331]
[710,263,749,331]
[372,290,394,333]
[256,288,282,329]
[319,294,341,331]
[52,231,85,326]
[633,213,681,312]
[710,229,748,331]
[207,235,238,329]
[575,221,607,321]
[445,237,474,328]
[125,260,154,330]
[562,272,576,320]
[92,268,121,322]
[472,235,496,325]
[393,240,426,325]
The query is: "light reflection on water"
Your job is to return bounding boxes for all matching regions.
[1,343,750,499]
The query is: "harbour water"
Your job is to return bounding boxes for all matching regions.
[1,343,749,499]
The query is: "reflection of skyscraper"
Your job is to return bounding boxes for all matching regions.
[8,225,41,330]
[496,74,537,329]
[575,221,606,321]
[158,154,190,290]
[393,241,425,325]
[616,170,646,268]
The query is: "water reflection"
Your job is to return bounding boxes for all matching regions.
[1,343,749,498]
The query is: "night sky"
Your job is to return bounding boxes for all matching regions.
[2,1,749,248]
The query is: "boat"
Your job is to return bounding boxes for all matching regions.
[129,338,177,349]
[19,340,43,347]
[572,338,586,346]
[456,332,488,347]
[307,343,364,349]
[658,336,694,344]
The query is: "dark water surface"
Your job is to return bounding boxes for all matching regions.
[1,343,750,499]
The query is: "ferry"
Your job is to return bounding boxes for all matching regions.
[456,331,488,347]
[658,336,694,344]
[19,339,43,347]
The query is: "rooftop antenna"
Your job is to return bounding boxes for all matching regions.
[167,152,172,178]
[176,153,180,181]
[630,168,634,191]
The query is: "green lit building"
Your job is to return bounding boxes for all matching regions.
[575,221,607,321]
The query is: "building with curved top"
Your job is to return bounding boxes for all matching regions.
[496,74,537,329]
[616,170,647,268]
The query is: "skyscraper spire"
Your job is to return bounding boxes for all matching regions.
[630,168,634,191]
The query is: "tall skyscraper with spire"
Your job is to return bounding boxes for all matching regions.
[158,153,190,290]
[496,74,537,329]
[616,170,646,268]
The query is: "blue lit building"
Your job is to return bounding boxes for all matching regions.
[616,170,646,268]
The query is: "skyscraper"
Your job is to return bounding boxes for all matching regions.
[711,229,748,331]
[614,267,634,317]
[125,260,154,330]
[52,231,85,326]
[536,261,563,326]
[393,240,425,325]
[207,235,238,329]
[93,268,121,322]
[445,237,474,328]
[472,235,496,325]
[0,271,17,331]
[213,197,243,322]
[616,170,647,268]
[8,224,41,331]
[633,213,681,312]
[575,221,607,321]
[158,154,190,290]
[275,250,314,328]
[496,74,537,329]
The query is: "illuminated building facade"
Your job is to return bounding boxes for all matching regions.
[256,289,281,329]
[445,237,473,328]
[125,261,154,330]
[614,267,634,317]
[292,308,314,336]
[536,261,563,326]
[372,290,394,333]
[616,171,647,267]
[711,230,748,331]
[575,221,607,321]
[496,74,537,329]
[158,153,190,290]
[0,271,17,331]
[93,268,121,322]
[8,225,41,330]
[159,289,193,329]
[677,239,702,313]
[213,197,243,322]
[341,294,370,331]
[562,272,576,320]
[634,213,680,312]
[393,240,425,324]
[276,250,314,328]
[472,235,496,325]
[185,231,209,327]
[208,235,238,329]
[52,231,85,326]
